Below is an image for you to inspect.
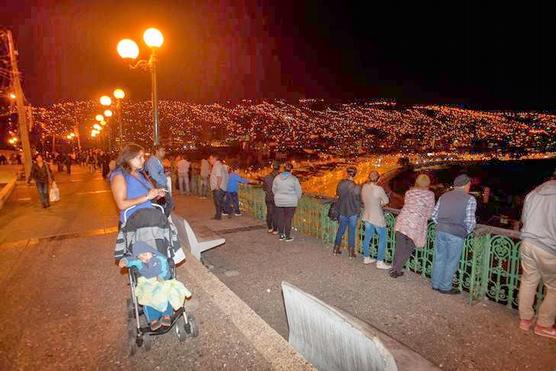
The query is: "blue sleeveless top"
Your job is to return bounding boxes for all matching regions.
[110,168,153,224]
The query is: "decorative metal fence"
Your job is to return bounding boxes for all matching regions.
[235,184,545,309]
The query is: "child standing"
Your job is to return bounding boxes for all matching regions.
[226,164,249,216]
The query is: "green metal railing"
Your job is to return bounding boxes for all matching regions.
[235,184,545,309]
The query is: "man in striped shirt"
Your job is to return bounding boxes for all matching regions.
[431,174,477,294]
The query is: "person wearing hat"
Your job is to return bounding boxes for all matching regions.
[390,174,436,278]
[517,169,556,339]
[333,166,362,257]
[430,174,476,294]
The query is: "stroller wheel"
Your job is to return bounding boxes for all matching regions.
[126,299,134,319]
[175,314,188,342]
[127,319,138,356]
[143,333,152,351]
[185,313,199,338]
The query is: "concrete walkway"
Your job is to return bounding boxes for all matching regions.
[0,167,311,370]
[175,196,556,371]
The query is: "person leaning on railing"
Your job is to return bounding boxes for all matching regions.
[518,169,556,339]
[333,166,362,257]
[360,170,390,268]
[389,174,435,278]
[430,174,477,295]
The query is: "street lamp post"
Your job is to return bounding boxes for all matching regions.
[117,28,164,146]
[113,88,125,148]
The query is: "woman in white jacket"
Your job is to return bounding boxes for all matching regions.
[361,171,390,269]
[272,162,302,242]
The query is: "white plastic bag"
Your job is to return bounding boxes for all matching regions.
[49,181,60,202]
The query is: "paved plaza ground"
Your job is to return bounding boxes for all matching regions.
[0,165,554,370]
[0,167,308,370]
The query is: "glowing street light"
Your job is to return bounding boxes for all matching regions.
[8,93,16,100]
[95,114,104,122]
[117,39,139,59]
[143,28,164,48]
[113,88,125,99]
[100,96,112,106]
[100,120,107,126]
[104,109,113,118]
[117,27,164,145]
[113,88,126,148]
[93,123,102,131]
[91,130,98,137]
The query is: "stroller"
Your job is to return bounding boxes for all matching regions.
[116,204,198,355]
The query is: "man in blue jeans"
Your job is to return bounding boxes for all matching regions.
[333,167,361,257]
[431,174,477,294]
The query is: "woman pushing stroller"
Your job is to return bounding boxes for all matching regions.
[111,143,195,346]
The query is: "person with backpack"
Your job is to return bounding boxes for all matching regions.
[333,167,361,257]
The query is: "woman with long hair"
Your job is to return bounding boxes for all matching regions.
[110,143,165,224]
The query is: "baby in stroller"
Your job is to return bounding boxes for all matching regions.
[119,241,191,331]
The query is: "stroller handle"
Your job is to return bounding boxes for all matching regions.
[122,203,165,225]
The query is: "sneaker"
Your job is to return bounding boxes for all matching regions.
[534,324,556,339]
[520,319,534,332]
[389,270,404,278]
[285,237,294,242]
[272,230,279,235]
[438,288,460,295]
[278,235,286,241]
[222,213,229,216]
[267,229,274,233]
[363,257,376,264]
[235,213,242,216]
[376,261,392,270]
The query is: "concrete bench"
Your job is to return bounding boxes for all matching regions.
[282,281,438,371]
[172,213,226,261]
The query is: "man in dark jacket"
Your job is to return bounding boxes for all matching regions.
[333,166,361,257]
[27,154,54,208]
[263,161,280,233]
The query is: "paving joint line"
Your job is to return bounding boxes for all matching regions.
[0,226,119,248]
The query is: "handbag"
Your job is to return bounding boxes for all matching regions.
[327,199,339,221]
[49,181,60,202]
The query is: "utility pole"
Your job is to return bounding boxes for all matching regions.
[5,30,32,178]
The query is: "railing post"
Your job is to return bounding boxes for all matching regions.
[478,233,491,302]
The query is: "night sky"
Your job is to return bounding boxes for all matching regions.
[1,1,553,110]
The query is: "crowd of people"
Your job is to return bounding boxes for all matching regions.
[22,141,556,339]
[330,165,556,339]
